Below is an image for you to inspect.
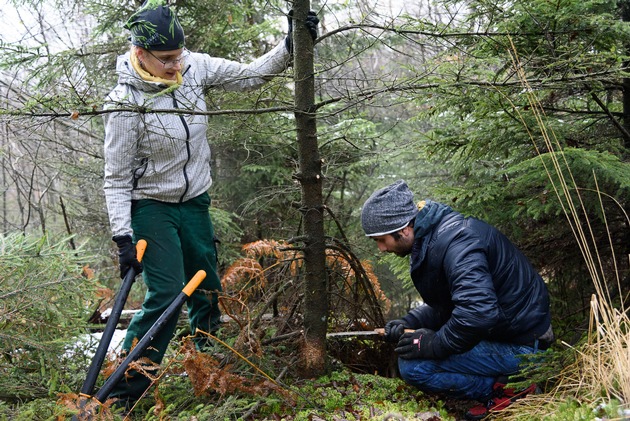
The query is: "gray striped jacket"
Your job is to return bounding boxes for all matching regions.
[103,42,290,237]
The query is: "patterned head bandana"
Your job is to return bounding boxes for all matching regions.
[125,0,185,51]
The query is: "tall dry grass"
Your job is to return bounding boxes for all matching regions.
[496,39,630,418]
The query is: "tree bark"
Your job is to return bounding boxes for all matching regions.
[293,0,328,377]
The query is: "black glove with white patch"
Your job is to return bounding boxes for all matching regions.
[395,328,444,360]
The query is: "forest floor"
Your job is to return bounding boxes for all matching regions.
[52,308,555,420]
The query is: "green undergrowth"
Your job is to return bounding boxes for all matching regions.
[140,367,450,421]
[0,367,624,420]
[261,369,448,420]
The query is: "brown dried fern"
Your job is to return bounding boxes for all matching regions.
[179,339,288,399]
[242,239,283,259]
[221,257,266,291]
[220,238,389,333]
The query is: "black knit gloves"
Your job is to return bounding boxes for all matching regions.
[285,9,320,54]
[395,328,444,360]
[113,235,143,279]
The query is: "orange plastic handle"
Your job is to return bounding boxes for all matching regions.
[135,239,148,262]
[182,270,206,296]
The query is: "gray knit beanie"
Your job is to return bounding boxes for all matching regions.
[361,180,418,236]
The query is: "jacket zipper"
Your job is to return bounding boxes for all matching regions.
[171,92,191,202]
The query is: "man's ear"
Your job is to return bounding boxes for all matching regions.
[401,224,414,237]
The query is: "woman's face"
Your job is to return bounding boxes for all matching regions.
[136,47,185,81]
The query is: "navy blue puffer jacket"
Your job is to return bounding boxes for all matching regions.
[401,201,552,358]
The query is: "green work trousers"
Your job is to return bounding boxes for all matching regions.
[109,192,222,402]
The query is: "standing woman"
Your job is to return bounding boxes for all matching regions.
[102,0,318,408]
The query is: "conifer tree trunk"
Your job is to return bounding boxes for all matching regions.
[292,0,328,377]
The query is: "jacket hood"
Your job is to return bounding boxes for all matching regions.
[411,200,453,266]
[413,200,453,239]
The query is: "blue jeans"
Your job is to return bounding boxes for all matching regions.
[398,340,536,401]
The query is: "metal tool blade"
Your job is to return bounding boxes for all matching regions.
[326,328,386,338]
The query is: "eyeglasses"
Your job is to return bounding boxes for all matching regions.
[145,49,189,68]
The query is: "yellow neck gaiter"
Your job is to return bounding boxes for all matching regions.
[130,49,182,87]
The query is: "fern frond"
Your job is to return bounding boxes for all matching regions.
[221,258,266,291]
[242,240,282,259]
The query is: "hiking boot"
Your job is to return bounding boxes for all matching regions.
[465,381,539,420]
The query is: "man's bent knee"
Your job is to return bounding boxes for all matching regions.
[398,358,433,387]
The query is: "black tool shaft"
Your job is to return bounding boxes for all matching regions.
[80,239,147,396]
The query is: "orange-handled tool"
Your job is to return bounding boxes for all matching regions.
[79,239,147,398]
[91,270,206,404]
[75,269,207,420]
